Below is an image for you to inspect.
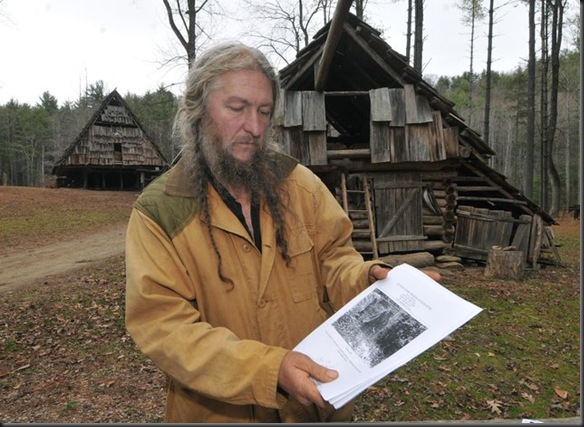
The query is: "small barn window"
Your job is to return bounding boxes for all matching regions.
[114,143,122,162]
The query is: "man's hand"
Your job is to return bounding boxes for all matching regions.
[368,264,442,285]
[277,351,337,408]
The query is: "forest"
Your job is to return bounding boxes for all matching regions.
[0,0,580,218]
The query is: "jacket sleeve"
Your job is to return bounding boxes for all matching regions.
[307,174,389,310]
[124,209,289,408]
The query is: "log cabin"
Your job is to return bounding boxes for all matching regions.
[276,10,558,267]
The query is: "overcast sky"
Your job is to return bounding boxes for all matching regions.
[0,0,537,106]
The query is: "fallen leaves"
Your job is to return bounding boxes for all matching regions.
[521,392,535,403]
[485,399,505,414]
[520,377,540,392]
[554,387,569,399]
[0,259,166,423]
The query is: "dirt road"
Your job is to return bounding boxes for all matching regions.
[0,223,127,294]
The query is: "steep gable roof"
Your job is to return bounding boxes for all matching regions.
[54,89,167,168]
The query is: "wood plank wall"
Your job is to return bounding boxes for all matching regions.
[281,86,463,167]
[64,125,164,167]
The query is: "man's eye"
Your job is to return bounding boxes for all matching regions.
[260,109,271,117]
[228,106,244,112]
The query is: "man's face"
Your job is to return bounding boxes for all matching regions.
[204,69,274,165]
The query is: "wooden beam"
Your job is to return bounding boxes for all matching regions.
[457,185,503,192]
[327,148,371,159]
[457,196,528,205]
[342,23,407,86]
[315,0,354,91]
[324,90,369,96]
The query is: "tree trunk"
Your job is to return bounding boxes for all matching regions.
[539,0,549,210]
[413,0,424,72]
[406,0,413,63]
[467,5,476,128]
[484,248,524,280]
[354,0,364,19]
[482,0,494,147]
[546,0,565,218]
[525,0,536,199]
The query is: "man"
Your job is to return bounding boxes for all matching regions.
[125,42,439,423]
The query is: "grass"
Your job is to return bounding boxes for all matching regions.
[0,188,580,422]
[0,186,137,252]
[353,219,581,422]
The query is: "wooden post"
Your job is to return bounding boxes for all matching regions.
[484,247,524,280]
[314,0,354,91]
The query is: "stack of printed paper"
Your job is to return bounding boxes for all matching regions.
[294,263,483,409]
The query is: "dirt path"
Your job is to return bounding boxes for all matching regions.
[0,223,127,295]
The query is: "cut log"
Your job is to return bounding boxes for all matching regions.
[378,251,435,268]
[435,261,464,269]
[423,225,445,237]
[436,254,462,263]
[484,248,524,280]
[423,240,451,251]
[423,215,444,225]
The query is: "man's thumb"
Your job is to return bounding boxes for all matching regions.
[309,363,339,383]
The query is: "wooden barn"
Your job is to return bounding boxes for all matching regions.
[276,9,558,267]
[52,89,168,190]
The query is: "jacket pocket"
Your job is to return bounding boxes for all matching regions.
[286,226,318,303]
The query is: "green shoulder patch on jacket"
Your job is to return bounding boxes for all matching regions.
[133,172,198,239]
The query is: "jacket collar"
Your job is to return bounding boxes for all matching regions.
[163,150,299,198]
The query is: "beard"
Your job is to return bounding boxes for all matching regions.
[181,114,292,269]
[198,116,273,194]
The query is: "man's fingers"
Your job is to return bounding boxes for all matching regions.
[287,351,337,383]
[297,353,339,383]
[278,351,337,408]
[304,360,338,383]
[422,269,442,282]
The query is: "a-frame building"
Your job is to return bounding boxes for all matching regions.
[52,89,168,190]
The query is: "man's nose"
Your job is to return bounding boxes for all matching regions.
[243,110,265,137]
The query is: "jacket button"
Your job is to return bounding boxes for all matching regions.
[257,299,266,308]
[242,244,251,252]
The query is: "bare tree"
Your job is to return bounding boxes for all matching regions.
[412,0,424,72]
[354,0,367,18]
[244,0,335,66]
[483,0,519,148]
[456,0,486,128]
[405,0,413,63]
[544,0,567,217]
[525,0,536,199]
[539,0,550,210]
[483,0,494,146]
[161,0,223,66]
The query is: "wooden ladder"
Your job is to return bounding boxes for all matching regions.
[340,173,379,259]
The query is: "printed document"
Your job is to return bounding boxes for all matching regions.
[294,263,483,408]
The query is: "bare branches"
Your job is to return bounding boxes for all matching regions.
[243,0,335,66]
[161,0,224,66]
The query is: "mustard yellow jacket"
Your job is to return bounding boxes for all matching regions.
[125,152,383,422]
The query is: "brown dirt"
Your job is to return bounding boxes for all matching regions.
[0,186,136,294]
[0,223,127,294]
